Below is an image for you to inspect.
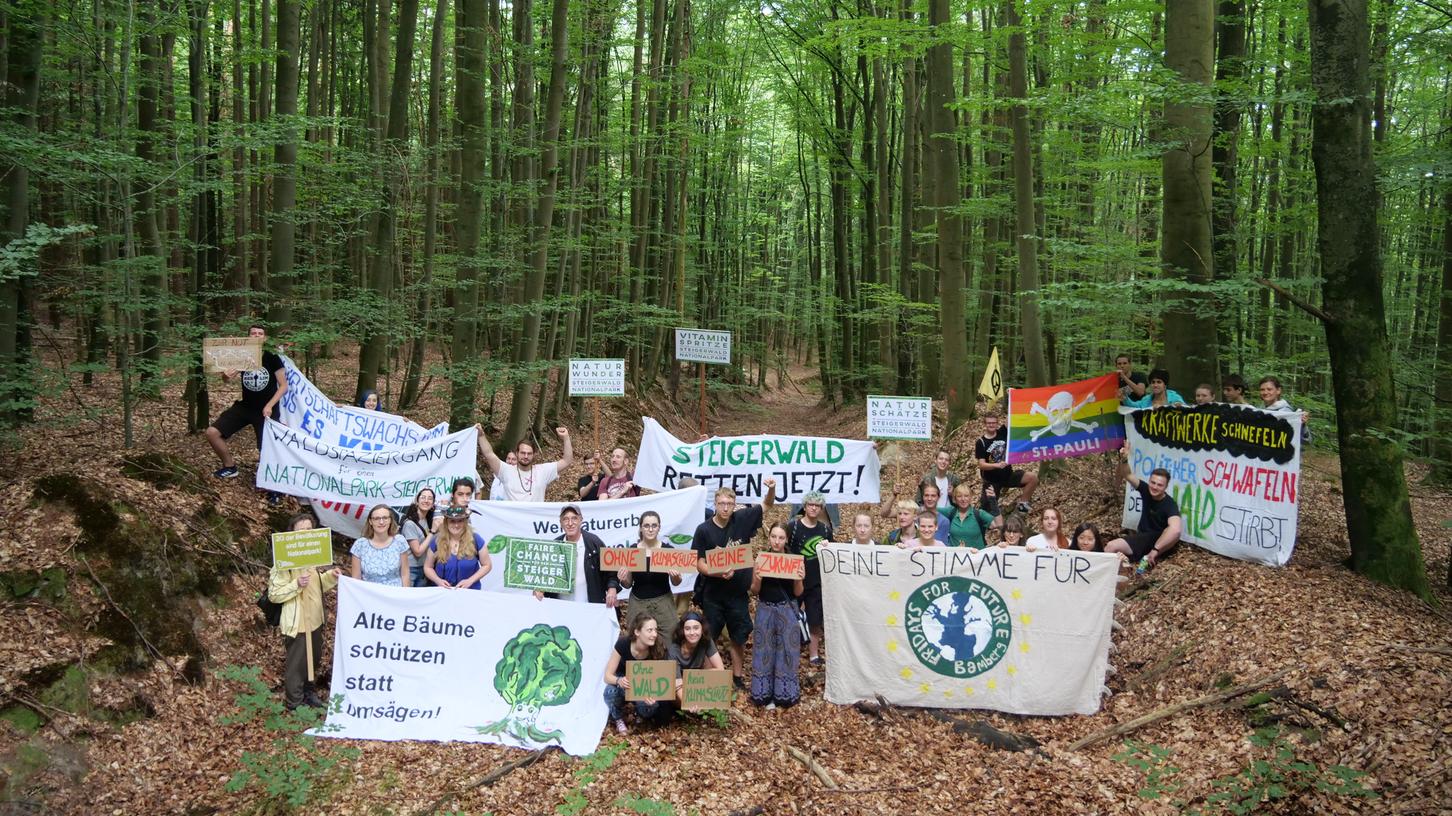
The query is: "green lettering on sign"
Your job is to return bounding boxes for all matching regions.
[504,537,577,594]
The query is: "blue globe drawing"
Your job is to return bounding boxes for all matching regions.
[920,591,993,662]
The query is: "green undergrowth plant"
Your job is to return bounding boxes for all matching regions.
[216,665,359,815]
[556,741,628,816]
[615,794,696,816]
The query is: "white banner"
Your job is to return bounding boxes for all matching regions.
[866,395,933,440]
[317,577,617,756]
[468,486,708,595]
[634,418,881,506]
[820,544,1118,716]
[278,355,449,450]
[568,359,625,397]
[258,419,480,505]
[674,328,732,364]
[1120,404,1302,566]
[312,500,367,539]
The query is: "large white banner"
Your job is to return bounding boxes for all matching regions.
[278,355,449,450]
[317,578,617,756]
[468,486,708,595]
[820,544,1118,716]
[1120,404,1302,567]
[312,500,368,539]
[259,419,480,505]
[634,418,881,505]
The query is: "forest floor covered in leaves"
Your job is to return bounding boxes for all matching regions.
[1,350,1449,815]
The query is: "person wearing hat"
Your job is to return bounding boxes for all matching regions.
[534,504,620,606]
[423,505,491,589]
[787,490,833,666]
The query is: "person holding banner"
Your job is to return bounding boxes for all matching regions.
[349,505,410,586]
[489,452,516,501]
[1193,384,1216,406]
[1104,447,1182,569]
[618,511,681,633]
[849,513,876,546]
[400,488,438,587]
[1071,522,1105,552]
[750,522,803,709]
[693,482,776,689]
[1221,374,1251,404]
[423,506,491,589]
[266,512,339,709]
[1257,376,1312,441]
[356,389,382,411]
[537,505,620,607]
[1124,369,1185,409]
[603,613,672,734]
[597,447,641,500]
[881,500,921,547]
[946,483,1001,550]
[907,511,945,550]
[478,426,574,502]
[1115,353,1149,403]
[975,414,1039,514]
[448,477,478,516]
[994,515,1027,548]
[1025,507,1069,551]
[205,323,288,482]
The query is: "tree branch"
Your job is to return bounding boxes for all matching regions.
[1255,278,1333,323]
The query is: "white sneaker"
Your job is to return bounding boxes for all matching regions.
[765,702,777,711]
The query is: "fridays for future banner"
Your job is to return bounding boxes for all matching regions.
[468,486,708,595]
[278,355,449,450]
[258,419,480,505]
[317,577,617,756]
[1005,372,1125,464]
[1121,403,1302,567]
[634,417,881,505]
[820,544,1119,716]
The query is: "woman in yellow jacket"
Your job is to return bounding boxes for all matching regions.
[268,513,341,710]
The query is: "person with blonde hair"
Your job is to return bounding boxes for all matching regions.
[267,513,339,709]
[881,499,921,547]
[349,504,409,586]
[423,505,491,589]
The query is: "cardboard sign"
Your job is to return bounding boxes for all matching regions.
[674,328,732,365]
[568,359,626,397]
[699,545,750,575]
[625,660,676,702]
[754,551,806,580]
[503,538,576,594]
[648,548,699,574]
[681,670,733,711]
[866,395,933,441]
[203,337,263,373]
[600,547,647,572]
[271,528,334,570]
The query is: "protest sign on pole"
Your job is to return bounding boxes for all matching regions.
[820,544,1119,716]
[503,538,576,594]
[866,395,933,441]
[1005,373,1125,464]
[469,487,707,594]
[635,417,881,505]
[318,578,618,756]
[271,528,334,570]
[567,359,625,397]
[202,337,263,373]
[681,670,733,710]
[674,329,731,437]
[978,347,1004,404]
[257,419,479,505]
[277,355,449,450]
[1120,403,1302,567]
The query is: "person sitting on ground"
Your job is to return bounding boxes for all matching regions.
[356,389,382,411]
[267,512,339,709]
[1221,374,1250,405]
[668,612,725,706]
[400,488,437,586]
[1115,353,1148,403]
[994,514,1027,548]
[477,426,573,501]
[849,512,876,546]
[535,505,619,606]
[946,482,1001,550]
[577,451,602,501]
[1125,368,1184,409]
[976,413,1039,513]
[787,491,833,666]
[882,500,920,547]
[692,482,776,690]
[1025,506,1069,551]
[423,505,491,589]
[1104,447,1182,570]
[205,323,288,496]
[350,504,410,586]
[1192,383,1215,406]
[619,511,682,635]
[750,521,804,710]
[598,446,641,500]
[1071,522,1104,552]
[918,448,960,513]
[603,612,672,734]
[1258,375,1312,440]
[490,451,517,501]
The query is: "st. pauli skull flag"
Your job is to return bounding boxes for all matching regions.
[1005,373,1124,464]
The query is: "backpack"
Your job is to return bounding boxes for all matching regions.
[256,582,283,627]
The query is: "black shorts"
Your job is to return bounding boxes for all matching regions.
[986,469,1027,491]
[799,584,823,630]
[700,591,753,645]
[213,402,278,449]
[1123,532,1159,561]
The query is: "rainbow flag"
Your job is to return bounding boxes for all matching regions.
[1005,373,1124,464]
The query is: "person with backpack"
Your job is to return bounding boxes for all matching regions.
[945,482,1000,549]
[265,512,340,710]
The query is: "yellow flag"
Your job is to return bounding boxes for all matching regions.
[978,347,1004,403]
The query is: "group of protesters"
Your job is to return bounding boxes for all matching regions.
[223,332,1307,727]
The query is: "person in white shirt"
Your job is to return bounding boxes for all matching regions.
[477,426,574,501]
[1025,506,1069,552]
[488,451,517,501]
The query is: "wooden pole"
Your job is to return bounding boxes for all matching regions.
[305,626,315,682]
[698,362,706,437]
[593,397,601,456]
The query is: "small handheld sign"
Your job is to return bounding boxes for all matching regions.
[648,548,699,574]
[503,538,576,594]
[625,660,676,702]
[681,669,733,710]
[271,528,334,570]
[600,547,647,572]
[699,545,750,576]
[203,337,263,374]
[754,551,806,580]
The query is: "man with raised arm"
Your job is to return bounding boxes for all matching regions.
[206,323,288,504]
[1105,446,1183,571]
[476,426,574,502]
[693,480,776,690]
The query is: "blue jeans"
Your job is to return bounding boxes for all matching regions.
[410,564,428,587]
[604,683,670,723]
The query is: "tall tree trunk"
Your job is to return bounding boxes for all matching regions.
[229,0,248,317]
[135,0,166,382]
[897,3,918,395]
[401,0,448,411]
[1159,0,1219,388]
[0,4,43,425]
[926,0,971,429]
[1211,0,1246,364]
[267,0,301,327]
[1307,0,1429,598]
[187,0,213,431]
[1006,1,1047,387]
[450,0,486,428]
[1431,187,1452,499]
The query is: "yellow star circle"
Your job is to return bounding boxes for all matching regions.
[899,667,914,679]
[887,641,899,653]
[1010,589,1023,600]
[888,590,901,601]
[886,614,898,626]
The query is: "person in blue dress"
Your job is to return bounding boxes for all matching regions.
[349,504,409,586]
[423,505,491,589]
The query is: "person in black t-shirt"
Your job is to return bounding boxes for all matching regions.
[750,522,803,709]
[787,491,833,666]
[975,414,1039,513]
[206,323,288,480]
[1116,353,1148,403]
[602,612,671,734]
[1105,446,1182,569]
[577,451,602,501]
[692,481,775,689]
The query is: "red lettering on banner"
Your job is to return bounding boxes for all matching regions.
[1201,460,1297,504]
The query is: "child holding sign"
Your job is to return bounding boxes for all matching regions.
[603,613,672,734]
[749,522,803,710]
[266,513,340,710]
